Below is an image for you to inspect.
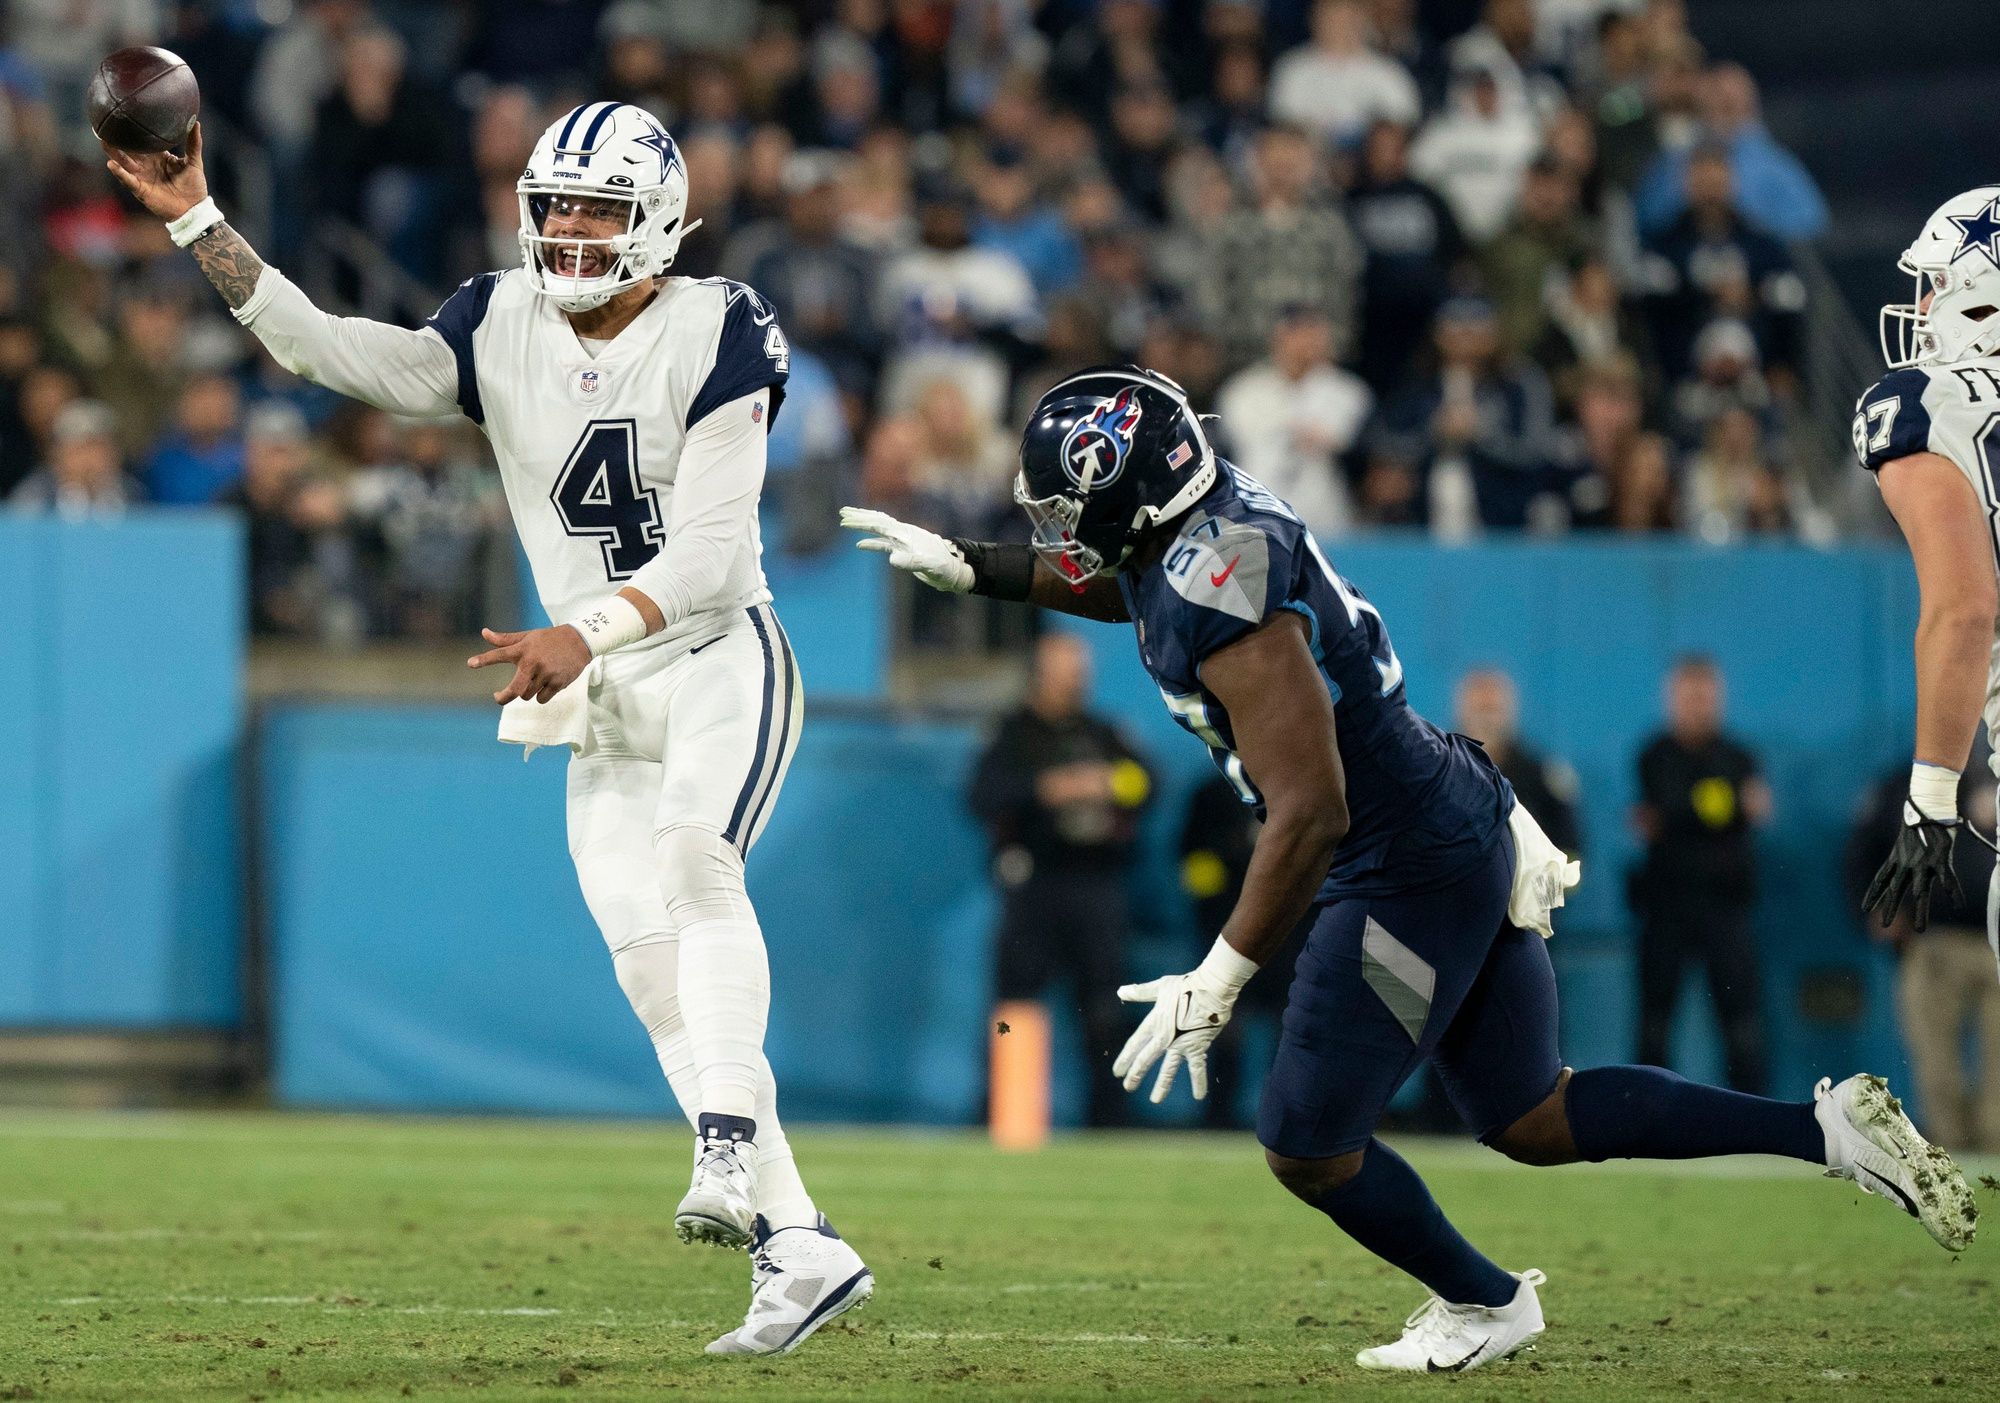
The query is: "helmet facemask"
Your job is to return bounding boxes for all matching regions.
[519,189,642,313]
[1015,474,1117,583]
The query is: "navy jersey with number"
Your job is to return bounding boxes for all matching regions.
[1118,463,1514,902]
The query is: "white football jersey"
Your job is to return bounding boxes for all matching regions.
[427,269,791,651]
[1854,360,2000,748]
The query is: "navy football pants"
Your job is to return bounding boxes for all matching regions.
[1258,834,1564,1159]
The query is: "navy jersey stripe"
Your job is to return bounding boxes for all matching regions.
[423,271,501,425]
[686,282,789,432]
[723,607,780,851]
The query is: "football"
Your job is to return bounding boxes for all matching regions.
[85,45,199,153]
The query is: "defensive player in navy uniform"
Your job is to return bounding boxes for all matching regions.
[1856,187,2000,970]
[107,107,870,1355]
[848,366,1975,1371]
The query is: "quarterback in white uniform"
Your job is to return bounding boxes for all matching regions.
[1856,185,2000,973]
[105,105,871,1356]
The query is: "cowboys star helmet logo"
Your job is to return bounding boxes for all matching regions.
[1949,196,2000,268]
[1058,388,1143,491]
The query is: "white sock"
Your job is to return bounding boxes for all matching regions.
[750,1051,818,1229]
[660,824,768,1122]
[609,935,702,1130]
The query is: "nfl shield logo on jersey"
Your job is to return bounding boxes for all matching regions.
[578,368,601,396]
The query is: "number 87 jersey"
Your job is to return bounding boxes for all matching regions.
[1855,361,2000,563]
[427,268,790,650]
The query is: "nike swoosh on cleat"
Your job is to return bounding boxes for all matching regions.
[1427,1340,1490,1373]
[1855,1164,1920,1217]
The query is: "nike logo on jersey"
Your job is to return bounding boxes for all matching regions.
[1427,1340,1490,1373]
[1209,555,1242,587]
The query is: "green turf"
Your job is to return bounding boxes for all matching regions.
[0,1111,1995,1401]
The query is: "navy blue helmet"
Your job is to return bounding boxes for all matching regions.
[1015,365,1218,581]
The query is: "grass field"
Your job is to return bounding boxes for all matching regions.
[1,1111,1995,1401]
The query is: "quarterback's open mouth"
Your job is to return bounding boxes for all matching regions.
[553,247,611,278]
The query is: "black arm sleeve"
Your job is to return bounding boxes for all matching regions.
[952,539,1037,602]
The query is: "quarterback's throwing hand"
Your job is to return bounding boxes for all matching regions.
[839,507,974,593]
[469,624,592,705]
[1112,968,1242,1105]
[101,119,208,221]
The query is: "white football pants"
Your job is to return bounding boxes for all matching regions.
[565,602,815,1227]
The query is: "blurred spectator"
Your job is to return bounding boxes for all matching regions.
[0,313,47,497]
[1216,305,1372,538]
[1347,121,1464,394]
[250,0,372,160]
[1177,770,1309,1130]
[1607,429,1676,532]
[1638,145,1806,384]
[969,633,1153,1130]
[1073,220,1161,360]
[1581,10,1658,193]
[1191,39,1267,166]
[596,4,675,114]
[1634,62,1827,242]
[1481,156,1600,362]
[469,87,541,273]
[876,179,1038,425]
[729,150,882,399]
[92,286,190,457]
[673,128,742,277]
[1629,654,1772,1093]
[465,0,613,87]
[1846,757,2000,1152]
[1411,66,1541,244]
[144,372,244,506]
[1446,0,1567,121]
[1046,0,1174,132]
[1547,356,1641,529]
[1196,124,1363,369]
[970,150,1083,298]
[903,376,1016,541]
[1683,407,1795,544]
[1268,0,1421,150]
[306,26,461,284]
[806,29,883,149]
[1532,252,1658,409]
[220,403,356,640]
[1104,80,1180,223]
[1671,317,1776,447]
[947,0,1050,121]
[1455,666,1582,856]
[9,398,136,515]
[762,344,853,555]
[349,417,505,639]
[1372,297,1558,534]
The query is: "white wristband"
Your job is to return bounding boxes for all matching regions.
[1196,936,1259,995]
[1908,763,1961,823]
[167,196,225,248]
[566,595,649,657]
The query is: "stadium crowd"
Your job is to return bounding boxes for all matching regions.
[0,0,1837,640]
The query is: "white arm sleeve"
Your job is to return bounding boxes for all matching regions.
[233,266,461,418]
[624,389,769,630]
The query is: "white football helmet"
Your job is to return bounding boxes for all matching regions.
[1881,185,2000,368]
[517,101,701,313]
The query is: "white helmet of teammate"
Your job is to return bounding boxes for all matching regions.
[1881,185,2000,368]
[517,101,702,313]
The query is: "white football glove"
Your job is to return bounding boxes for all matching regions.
[839,507,975,593]
[1112,938,1259,1104]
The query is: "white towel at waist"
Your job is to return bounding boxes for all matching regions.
[497,658,601,760]
[1507,799,1581,938]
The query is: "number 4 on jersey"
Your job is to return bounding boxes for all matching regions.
[551,419,664,580]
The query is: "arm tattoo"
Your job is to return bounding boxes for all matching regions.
[190,222,266,310]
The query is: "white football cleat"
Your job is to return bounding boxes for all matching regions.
[1355,1269,1547,1373]
[706,1214,875,1356]
[1814,1073,1977,1252]
[675,1127,759,1248]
